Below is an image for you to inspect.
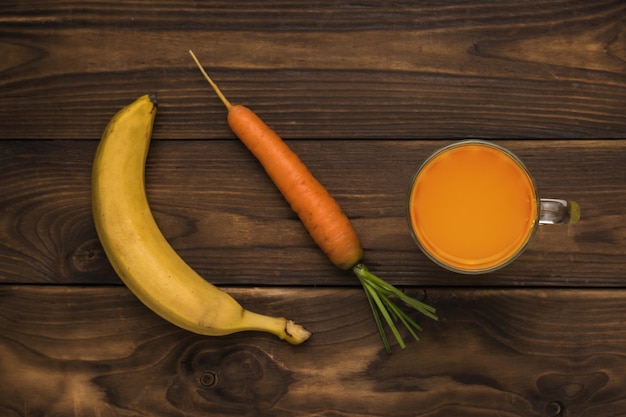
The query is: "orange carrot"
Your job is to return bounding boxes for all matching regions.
[189,54,361,270]
[229,104,363,270]
[189,50,437,353]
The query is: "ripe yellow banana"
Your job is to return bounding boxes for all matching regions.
[92,94,310,345]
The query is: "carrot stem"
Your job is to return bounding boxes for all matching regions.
[362,285,391,353]
[189,50,233,110]
[364,279,405,350]
[354,264,437,353]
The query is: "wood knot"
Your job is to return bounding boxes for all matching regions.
[199,371,217,387]
[167,343,294,413]
[546,401,564,417]
[69,239,109,273]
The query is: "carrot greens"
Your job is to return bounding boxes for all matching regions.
[354,264,437,354]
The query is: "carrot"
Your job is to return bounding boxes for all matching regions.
[189,50,437,353]
[231,107,363,270]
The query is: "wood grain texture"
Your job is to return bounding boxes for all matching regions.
[2,285,626,416]
[1,1,625,416]
[0,0,624,140]
[1,139,623,286]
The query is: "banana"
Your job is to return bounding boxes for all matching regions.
[92,94,310,345]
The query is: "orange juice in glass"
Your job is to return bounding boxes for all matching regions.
[407,140,579,274]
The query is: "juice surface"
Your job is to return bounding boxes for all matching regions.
[409,142,538,272]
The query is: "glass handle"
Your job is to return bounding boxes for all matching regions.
[539,199,580,225]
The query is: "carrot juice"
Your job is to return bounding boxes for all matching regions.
[407,141,539,273]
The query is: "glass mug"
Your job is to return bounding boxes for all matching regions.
[406,140,580,274]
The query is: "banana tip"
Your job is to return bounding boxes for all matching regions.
[285,320,311,345]
[148,93,158,106]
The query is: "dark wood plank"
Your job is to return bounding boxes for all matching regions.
[2,285,626,416]
[1,139,623,286]
[1,0,624,140]
[1,2,625,415]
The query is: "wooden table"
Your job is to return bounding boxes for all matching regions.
[1,1,625,416]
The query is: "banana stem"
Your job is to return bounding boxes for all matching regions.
[241,310,311,345]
